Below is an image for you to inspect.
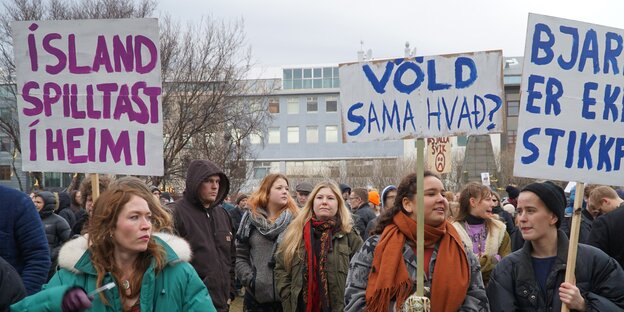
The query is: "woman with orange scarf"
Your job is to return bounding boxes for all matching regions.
[344,172,489,312]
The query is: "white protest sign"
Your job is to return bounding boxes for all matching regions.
[481,172,491,186]
[339,50,504,142]
[514,14,624,185]
[12,18,163,175]
[427,137,452,174]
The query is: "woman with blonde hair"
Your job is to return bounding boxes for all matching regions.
[12,176,215,311]
[236,173,299,311]
[275,181,363,312]
[453,182,511,285]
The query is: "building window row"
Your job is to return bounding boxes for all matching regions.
[270,96,338,115]
[283,67,340,90]
[255,126,339,144]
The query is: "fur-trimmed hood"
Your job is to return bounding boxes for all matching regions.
[58,232,192,274]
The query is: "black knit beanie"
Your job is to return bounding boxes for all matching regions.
[521,182,565,228]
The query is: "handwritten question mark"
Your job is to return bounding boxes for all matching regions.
[485,94,502,130]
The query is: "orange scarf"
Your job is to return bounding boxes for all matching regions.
[365,212,470,311]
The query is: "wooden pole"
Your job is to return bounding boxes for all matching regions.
[90,173,100,202]
[416,138,425,297]
[561,182,584,312]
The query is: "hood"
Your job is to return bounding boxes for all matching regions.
[57,191,71,211]
[183,160,230,208]
[380,185,397,210]
[57,232,192,274]
[37,191,57,217]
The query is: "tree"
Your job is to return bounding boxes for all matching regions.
[156,16,272,191]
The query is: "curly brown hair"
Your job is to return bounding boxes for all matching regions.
[79,174,113,208]
[372,171,439,235]
[87,177,168,305]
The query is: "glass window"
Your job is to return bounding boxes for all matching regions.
[293,68,302,79]
[333,78,340,88]
[268,98,279,114]
[313,79,322,88]
[325,126,338,143]
[287,127,299,143]
[306,126,318,143]
[507,130,517,144]
[313,68,322,78]
[254,167,269,179]
[303,79,312,89]
[283,69,292,79]
[283,80,293,89]
[323,78,332,88]
[507,100,520,117]
[268,128,280,144]
[307,97,318,112]
[0,166,10,180]
[333,67,339,77]
[293,79,303,89]
[326,97,338,112]
[456,135,468,147]
[323,67,333,77]
[0,137,11,152]
[304,68,312,78]
[249,133,262,144]
[287,98,299,114]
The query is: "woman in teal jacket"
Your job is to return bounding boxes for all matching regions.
[12,177,215,312]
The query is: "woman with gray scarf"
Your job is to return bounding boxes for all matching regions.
[236,173,299,312]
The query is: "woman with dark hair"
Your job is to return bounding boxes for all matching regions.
[12,177,215,311]
[452,182,511,286]
[344,172,489,312]
[275,181,363,311]
[236,173,299,312]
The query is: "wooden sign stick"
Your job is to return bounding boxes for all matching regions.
[90,173,100,203]
[416,138,425,297]
[561,182,584,312]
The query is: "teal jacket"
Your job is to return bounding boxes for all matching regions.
[11,233,216,311]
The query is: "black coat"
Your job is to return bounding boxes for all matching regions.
[352,203,377,240]
[560,209,593,244]
[588,204,624,269]
[487,230,624,311]
[493,206,515,235]
[0,256,25,312]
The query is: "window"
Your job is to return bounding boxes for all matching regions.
[287,98,299,114]
[306,126,318,143]
[0,166,10,180]
[507,130,517,144]
[268,98,279,114]
[249,133,262,144]
[507,100,519,117]
[0,137,11,152]
[268,128,280,144]
[287,127,299,143]
[456,135,468,147]
[283,66,340,90]
[306,97,318,112]
[325,125,338,143]
[325,97,338,112]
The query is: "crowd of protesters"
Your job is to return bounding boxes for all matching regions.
[2,160,624,311]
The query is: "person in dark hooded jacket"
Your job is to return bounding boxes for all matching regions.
[55,191,76,229]
[33,191,71,279]
[0,255,26,312]
[170,160,235,312]
[487,182,624,311]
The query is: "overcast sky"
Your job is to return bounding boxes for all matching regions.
[158,0,624,71]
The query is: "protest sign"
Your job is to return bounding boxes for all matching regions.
[427,137,451,174]
[339,50,504,143]
[514,14,624,185]
[12,18,163,176]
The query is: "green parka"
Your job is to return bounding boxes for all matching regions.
[275,230,362,312]
[11,233,216,312]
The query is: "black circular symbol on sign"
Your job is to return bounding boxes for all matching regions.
[435,153,446,172]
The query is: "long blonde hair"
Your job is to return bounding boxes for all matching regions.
[278,181,353,270]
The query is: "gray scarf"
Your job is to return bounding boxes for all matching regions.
[237,207,293,243]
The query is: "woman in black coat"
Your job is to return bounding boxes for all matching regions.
[487,182,624,311]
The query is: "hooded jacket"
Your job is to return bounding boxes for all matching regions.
[10,233,216,311]
[170,160,234,312]
[0,185,50,295]
[0,256,25,312]
[37,191,71,262]
[55,192,76,229]
[487,230,624,311]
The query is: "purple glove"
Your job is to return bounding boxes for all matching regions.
[62,287,92,312]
